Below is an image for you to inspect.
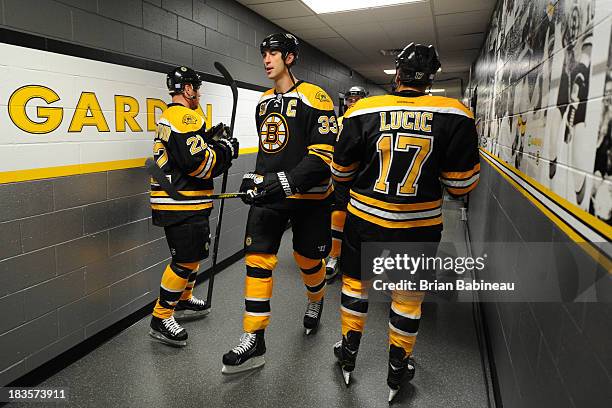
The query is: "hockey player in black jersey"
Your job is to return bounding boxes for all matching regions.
[149,66,239,347]
[222,33,337,374]
[332,43,480,402]
[326,86,368,282]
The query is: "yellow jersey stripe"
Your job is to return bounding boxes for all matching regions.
[308,144,334,153]
[188,149,211,177]
[202,147,217,179]
[310,150,332,165]
[350,190,442,212]
[332,174,355,182]
[332,161,359,172]
[441,163,481,180]
[348,204,443,228]
[345,94,473,119]
[151,203,213,211]
[150,190,213,197]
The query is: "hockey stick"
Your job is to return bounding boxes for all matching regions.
[146,157,246,200]
[205,61,239,311]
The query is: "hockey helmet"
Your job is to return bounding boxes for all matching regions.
[260,33,299,65]
[345,86,368,98]
[395,43,441,87]
[167,66,202,95]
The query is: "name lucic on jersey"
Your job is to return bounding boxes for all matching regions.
[379,111,433,132]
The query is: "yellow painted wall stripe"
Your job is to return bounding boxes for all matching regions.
[0,147,259,184]
[481,148,611,240]
[480,152,612,273]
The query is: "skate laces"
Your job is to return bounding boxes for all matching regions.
[162,316,183,335]
[306,300,322,318]
[188,296,207,307]
[327,257,337,268]
[232,332,256,355]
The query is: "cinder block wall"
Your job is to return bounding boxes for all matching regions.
[0,0,381,386]
[0,0,380,97]
[469,0,612,407]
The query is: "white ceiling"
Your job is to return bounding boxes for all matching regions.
[236,0,496,98]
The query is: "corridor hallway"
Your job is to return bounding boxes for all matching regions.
[7,199,490,408]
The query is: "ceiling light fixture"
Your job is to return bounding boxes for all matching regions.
[428,89,446,93]
[301,0,426,14]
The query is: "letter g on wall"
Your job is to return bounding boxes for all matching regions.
[8,85,63,134]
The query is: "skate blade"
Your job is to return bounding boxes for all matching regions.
[305,327,318,336]
[342,369,351,387]
[388,388,399,403]
[148,329,187,347]
[221,356,265,375]
[174,308,210,321]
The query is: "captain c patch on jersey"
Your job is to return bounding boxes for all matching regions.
[260,113,289,153]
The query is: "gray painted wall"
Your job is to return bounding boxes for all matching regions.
[468,0,612,406]
[0,0,384,385]
[0,153,255,386]
[469,160,611,408]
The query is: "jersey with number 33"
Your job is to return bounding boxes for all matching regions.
[255,80,337,208]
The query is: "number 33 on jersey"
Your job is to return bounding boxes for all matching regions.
[255,81,337,202]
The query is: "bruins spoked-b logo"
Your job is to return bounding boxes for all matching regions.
[259,113,289,153]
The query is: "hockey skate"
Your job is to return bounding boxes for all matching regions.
[387,345,416,403]
[333,330,361,386]
[221,330,266,374]
[304,298,323,335]
[174,296,210,320]
[149,316,188,347]
[325,256,339,282]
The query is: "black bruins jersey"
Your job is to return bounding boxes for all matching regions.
[151,103,232,226]
[332,90,480,229]
[255,80,337,209]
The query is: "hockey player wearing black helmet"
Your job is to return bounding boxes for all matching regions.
[332,43,479,402]
[222,33,337,374]
[394,42,441,91]
[148,66,239,347]
[325,85,369,282]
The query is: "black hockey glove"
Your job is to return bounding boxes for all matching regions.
[239,172,263,204]
[207,123,239,159]
[217,136,239,159]
[253,172,298,204]
[204,122,227,141]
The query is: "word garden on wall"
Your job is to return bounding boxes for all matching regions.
[0,42,261,183]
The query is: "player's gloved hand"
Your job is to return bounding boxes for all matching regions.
[207,123,239,159]
[239,172,263,204]
[252,172,298,204]
[217,136,239,159]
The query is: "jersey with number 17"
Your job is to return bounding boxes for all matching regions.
[255,81,337,207]
[332,91,480,230]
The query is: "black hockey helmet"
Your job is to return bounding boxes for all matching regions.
[345,86,368,98]
[395,43,441,87]
[260,33,299,65]
[167,66,202,95]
